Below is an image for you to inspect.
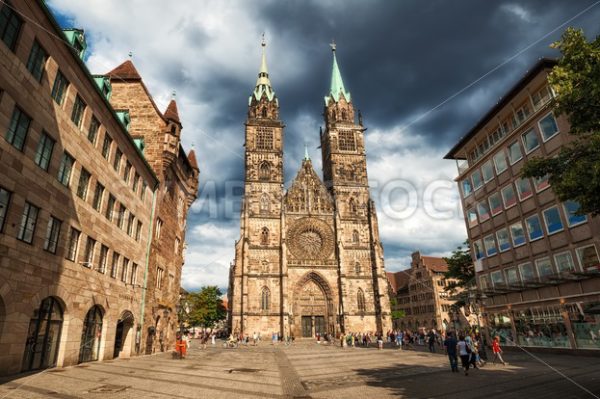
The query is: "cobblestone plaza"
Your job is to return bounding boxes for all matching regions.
[1,340,599,398]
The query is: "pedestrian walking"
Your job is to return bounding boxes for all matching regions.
[427,329,436,353]
[492,336,507,365]
[443,332,458,373]
[377,332,383,350]
[457,335,471,375]
[253,331,258,346]
[211,333,216,346]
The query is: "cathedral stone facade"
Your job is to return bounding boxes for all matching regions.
[229,42,391,338]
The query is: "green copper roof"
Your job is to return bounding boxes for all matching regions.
[92,75,112,100]
[249,39,278,106]
[324,46,351,105]
[116,110,131,131]
[62,28,87,59]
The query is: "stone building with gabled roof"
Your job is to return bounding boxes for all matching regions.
[106,60,199,354]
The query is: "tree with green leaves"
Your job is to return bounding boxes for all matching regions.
[184,286,227,329]
[522,28,600,215]
[443,240,474,308]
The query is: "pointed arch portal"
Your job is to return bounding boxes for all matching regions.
[292,272,334,338]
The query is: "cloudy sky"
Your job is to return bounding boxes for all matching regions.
[49,0,600,292]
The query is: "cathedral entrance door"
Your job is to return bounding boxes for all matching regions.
[301,316,312,338]
[314,316,326,335]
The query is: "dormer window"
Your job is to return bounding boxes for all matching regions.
[171,125,177,134]
[62,29,87,59]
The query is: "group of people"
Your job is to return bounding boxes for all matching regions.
[443,332,506,375]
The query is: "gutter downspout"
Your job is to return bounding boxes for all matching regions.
[138,184,158,354]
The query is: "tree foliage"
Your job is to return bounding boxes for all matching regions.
[185,286,227,328]
[391,310,406,320]
[443,240,474,294]
[522,28,600,215]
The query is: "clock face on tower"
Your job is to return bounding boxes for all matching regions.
[288,217,334,260]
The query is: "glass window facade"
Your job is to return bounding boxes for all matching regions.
[521,128,540,153]
[5,107,31,151]
[489,313,515,346]
[515,307,569,348]
[519,262,535,283]
[539,113,559,141]
[473,240,484,260]
[501,184,517,208]
[34,132,55,171]
[563,201,587,227]
[516,177,533,200]
[488,192,502,216]
[543,206,563,234]
[483,234,497,257]
[471,169,483,190]
[567,303,600,350]
[535,257,554,280]
[496,228,510,252]
[554,251,575,273]
[51,70,69,105]
[508,141,523,164]
[510,222,525,247]
[477,201,490,222]
[493,150,508,174]
[525,214,543,241]
[576,245,599,271]
[481,160,494,183]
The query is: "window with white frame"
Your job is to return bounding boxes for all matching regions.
[542,206,563,235]
[532,85,552,110]
[66,227,80,261]
[493,151,508,174]
[563,201,587,227]
[131,263,138,285]
[481,160,494,183]
[501,184,517,209]
[490,270,505,287]
[518,262,535,283]
[515,177,533,200]
[538,113,559,141]
[521,128,540,153]
[488,193,502,216]
[535,257,554,280]
[525,214,543,241]
[576,245,599,271]
[473,240,484,260]
[461,179,472,197]
[508,141,523,164]
[505,267,520,285]
[83,237,96,267]
[98,245,108,273]
[477,201,490,222]
[554,251,575,273]
[483,235,497,257]
[496,228,511,252]
[533,174,550,192]
[510,221,526,247]
[467,208,477,226]
[110,252,120,278]
[471,169,483,191]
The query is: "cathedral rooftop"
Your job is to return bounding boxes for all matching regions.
[164,99,181,124]
[249,36,278,106]
[106,60,142,81]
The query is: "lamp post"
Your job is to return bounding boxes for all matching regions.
[175,297,190,360]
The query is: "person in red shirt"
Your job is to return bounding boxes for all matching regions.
[492,336,506,365]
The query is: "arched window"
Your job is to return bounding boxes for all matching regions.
[357,289,366,313]
[259,162,271,181]
[261,287,270,311]
[22,297,64,371]
[79,305,103,363]
[260,194,270,213]
[331,110,336,120]
[348,198,357,214]
[352,230,359,244]
[355,262,361,275]
[260,227,269,245]
[261,107,267,118]
[342,110,347,120]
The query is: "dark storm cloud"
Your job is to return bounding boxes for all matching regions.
[49,0,600,290]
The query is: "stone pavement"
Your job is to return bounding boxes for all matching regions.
[1,340,599,398]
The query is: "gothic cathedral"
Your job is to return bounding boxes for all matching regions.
[228,41,391,338]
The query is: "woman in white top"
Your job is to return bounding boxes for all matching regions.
[457,335,471,376]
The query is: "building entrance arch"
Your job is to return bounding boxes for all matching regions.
[79,305,103,363]
[292,272,334,338]
[22,296,64,371]
[113,310,135,358]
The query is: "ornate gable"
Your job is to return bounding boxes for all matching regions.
[284,159,334,214]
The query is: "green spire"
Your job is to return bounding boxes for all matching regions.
[304,143,310,161]
[324,41,351,105]
[249,34,277,106]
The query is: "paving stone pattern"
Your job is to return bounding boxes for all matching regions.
[0,340,599,398]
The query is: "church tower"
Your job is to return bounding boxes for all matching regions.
[230,38,285,335]
[320,44,392,333]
